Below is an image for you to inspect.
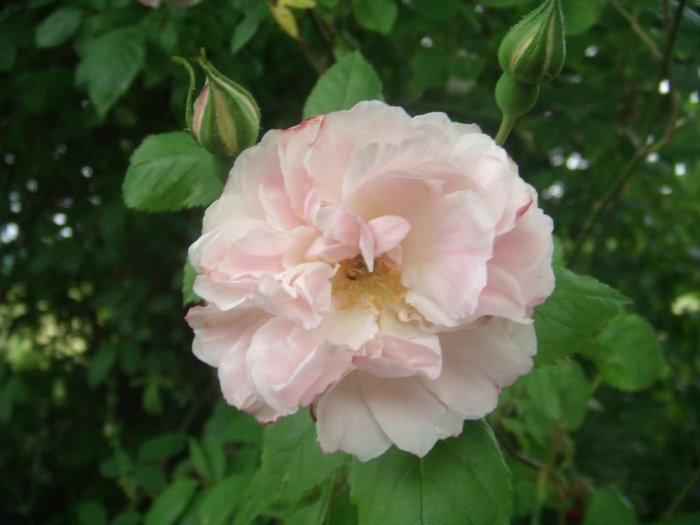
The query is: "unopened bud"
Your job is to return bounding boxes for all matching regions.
[174,51,260,158]
[495,73,540,119]
[494,72,540,145]
[498,0,566,85]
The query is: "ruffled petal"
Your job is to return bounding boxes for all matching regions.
[305,102,414,203]
[368,215,411,256]
[254,262,334,329]
[402,190,496,326]
[352,309,442,379]
[186,303,282,422]
[315,373,392,461]
[490,206,555,309]
[472,265,529,323]
[358,373,464,457]
[185,303,267,368]
[323,305,379,350]
[247,318,353,413]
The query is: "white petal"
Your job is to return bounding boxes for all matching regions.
[402,190,495,326]
[421,319,536,419]
[247,318,353,413]
[315,373,392,461]
[323,306,378,350]
[254,262,334,329]
[353,309,442,379]
[359,373,463,457]
[473,265,530,323]
[443,318,535,387]
[368,215,411,256]
[185,303,267,367]
[186,304,282,421]
[491,206,555,308]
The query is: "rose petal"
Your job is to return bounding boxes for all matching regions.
[402,190,496,326]
[247,318,353,413]
[315,373,392,461]
[254,262,334,329]
[491,206,555,308]
[359,373,464,457]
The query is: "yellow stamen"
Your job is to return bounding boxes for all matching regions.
[331,256,405,311]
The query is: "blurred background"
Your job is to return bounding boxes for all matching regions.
[0,0,698,523]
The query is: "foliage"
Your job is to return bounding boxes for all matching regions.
[1,0,699,524]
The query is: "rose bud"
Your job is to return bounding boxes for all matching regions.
[495,73,540,121]
[498,0,566,85]
[174,51,260,159]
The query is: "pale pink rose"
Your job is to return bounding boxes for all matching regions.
[186,101,554,461]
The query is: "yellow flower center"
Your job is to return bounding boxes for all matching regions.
[331,256,405,311]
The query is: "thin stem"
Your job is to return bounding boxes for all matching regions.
[589,373,603,395]
[660,0,687,81]
[567,151,646,265]
[663,467,700,518]
[567,0,687,267]
[610,0,662,59]
[495,114,517,146]
[297,36,327,74]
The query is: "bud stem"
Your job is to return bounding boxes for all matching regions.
[495,114,517,146]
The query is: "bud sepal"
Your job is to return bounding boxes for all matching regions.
[175,50,261,159]
[498,0,566,85]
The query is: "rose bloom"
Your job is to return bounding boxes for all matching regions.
[186,101,554,461]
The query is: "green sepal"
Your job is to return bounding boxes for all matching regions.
[498,0,566,85]
[192,49,261,159]
[171,56,196,130]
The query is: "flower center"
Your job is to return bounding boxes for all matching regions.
[331,256,405,311]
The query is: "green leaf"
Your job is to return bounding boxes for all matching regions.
[523,359,590,429]
[283,0,317,7]
[88,343,117,388]
[479,0,535,8]
[138,433,187,462]
[203,435,226,481]
[561,0,606,36]
[352,0,397,35]
[285,482,333,525]
[203,403,263,445]
[585,313,665,391]
[143,380,163,415]
[409,0,462,22]
[234,411,345,524]
[582,486,638,525]
[231,4,268,54]
[75,26,145,117]
[258,411,344,502]
[650,513,700,525]
[198,475,249,525]
[111,511,142,525]
[77,500,107,525]
[35,7,83,48]
[189,438,212,480]
[349,420,512,525]
[145,479,199,525]
[123,132,226,212]
[303,51,383,118]
[0,33,17,71]
[534,267,630,365]
[410,49,448,98]
[133,464,168,492]
[182,259,200,306]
